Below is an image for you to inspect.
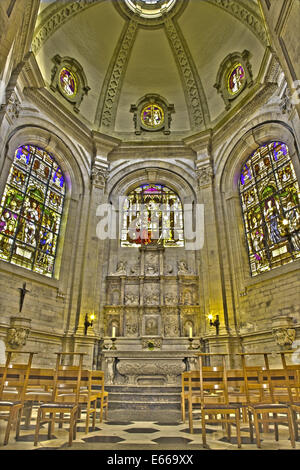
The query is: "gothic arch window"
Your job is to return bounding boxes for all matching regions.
[0,144,66,277]
[121,183,184,247]
[239,141,300,277]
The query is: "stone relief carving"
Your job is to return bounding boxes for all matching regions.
[164,316,179,337]
[1,91,21,122]
[144,317,159,336]
[177,260,189,275]
[6,327,30,350]
[111,261,127,276]
[125,293,139,305]
[141,338,162,350]
[196,164,214,188]
[272,328,296,347]
[164,293,178,305]
[125,312,139,337]
[164,264,173,275]
[91,166,109,189]
[6,317,31,350]
[144,295,159,306]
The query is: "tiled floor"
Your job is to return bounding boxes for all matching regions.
[1,411,300,451]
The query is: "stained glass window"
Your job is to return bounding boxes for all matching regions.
[59,67,77,98]
[121,184,184,247]
[228,64,245,95]
[141,104,164,129]
[0,145,66,277]
[239,141,300,276]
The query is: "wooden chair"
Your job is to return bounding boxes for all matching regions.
[0,351,35,445]
[239,352,296,448]
[197,353,242,448]
[54,369,101,434]
[278,352,300,441]
[22,367,56,427]
[182,368,224,433]
[34,352,86,447]
[91,370,108,423]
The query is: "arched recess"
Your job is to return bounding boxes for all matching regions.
[107,163,198,250]
[0,125,86,281]
[108,162,197,206]
[220,120,300,289]
[106,162,198,252]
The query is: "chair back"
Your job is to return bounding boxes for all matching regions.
[52,353,85,404]
[0,351,35,402]
[198,354,229,406]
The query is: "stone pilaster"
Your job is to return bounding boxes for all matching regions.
[75,132,120,338]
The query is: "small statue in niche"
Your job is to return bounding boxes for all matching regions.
[106,357,115,385]
[178,260,189,275]
[181,290,193,305]
[112,261,127,276]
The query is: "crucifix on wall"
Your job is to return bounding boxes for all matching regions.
[18,283,30,313]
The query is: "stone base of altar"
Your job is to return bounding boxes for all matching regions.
[101,349,199,386]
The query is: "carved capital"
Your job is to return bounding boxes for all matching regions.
[1,91,21,122]
[196,164,214,188]
[91,166,109,189]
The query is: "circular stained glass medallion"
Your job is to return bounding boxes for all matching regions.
[228,64,245,95]
[59,67,77,98]
[141,103,164,129]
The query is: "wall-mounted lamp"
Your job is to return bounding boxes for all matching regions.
[84,313,95,335]
[208,313,220,336]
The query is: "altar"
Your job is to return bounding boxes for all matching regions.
[102,349,199,386]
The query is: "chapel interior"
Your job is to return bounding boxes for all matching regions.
[0,0,300,451]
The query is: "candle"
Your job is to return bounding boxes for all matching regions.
[189,327,193,338]
[112,326,116,338]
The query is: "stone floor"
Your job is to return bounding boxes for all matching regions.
[1,410,300,451]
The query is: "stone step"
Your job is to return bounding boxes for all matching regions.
[105,386,181,394]
[108,400,181,410]
[108,392,180,403]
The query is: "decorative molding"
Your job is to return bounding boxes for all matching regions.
[50,55,90,114]
[95,19,138,130]
[130,93,175,135]
[32,0,103,55]
[203,0,268,46]
[32,0,267,56]
[214,50,254,111]
[164,17,209,130]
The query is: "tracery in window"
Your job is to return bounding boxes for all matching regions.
[0,145,66,277]
[121,184,184,247]
[239,141,300,276]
